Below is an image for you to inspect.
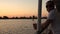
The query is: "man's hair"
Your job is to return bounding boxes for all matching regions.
[46,1,54,8]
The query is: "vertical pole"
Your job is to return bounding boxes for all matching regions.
[37,0,42,34]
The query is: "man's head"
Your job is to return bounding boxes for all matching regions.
[46,1,54,12]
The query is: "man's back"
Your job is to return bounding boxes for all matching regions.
[51,9,60,34]
[53,11,60,28]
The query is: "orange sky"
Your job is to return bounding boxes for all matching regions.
[0,0,49,17]
[42,0,49,17]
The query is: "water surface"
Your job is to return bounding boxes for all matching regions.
[0,19,46,34]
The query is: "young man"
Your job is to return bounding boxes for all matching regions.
[33,1,55,34]
[42,1,55,28]
[42,1,55,34]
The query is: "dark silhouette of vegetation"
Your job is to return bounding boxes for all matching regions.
[0,16,38,19]
[29,16,32,19]
[32,15,37,19]
[0,16,47,19]
[41,17,47,19]
[0,16,2,19]
[3,16,9,19]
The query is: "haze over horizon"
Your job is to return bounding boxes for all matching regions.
[0,0,49,17]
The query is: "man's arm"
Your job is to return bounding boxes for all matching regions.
[41,19,53,29]
[33,19,53,30]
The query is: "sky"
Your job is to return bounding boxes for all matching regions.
[0,0,49,17]
[42,0,49,17]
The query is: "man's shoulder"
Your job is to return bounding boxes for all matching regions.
[50,9,56,14]
[47,9,56,20]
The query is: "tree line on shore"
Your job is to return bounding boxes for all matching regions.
[0,16,37,19]
[0,16,47,19]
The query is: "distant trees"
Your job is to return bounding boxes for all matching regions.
[3,16,9,19]
[29,16,32,19]
[0,16,2,19]
[0,16,37,19]
[32,15,37,19]
[0,16,47,19]
[41,17,47,19]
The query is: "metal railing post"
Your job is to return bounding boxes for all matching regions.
[37,0,42,34]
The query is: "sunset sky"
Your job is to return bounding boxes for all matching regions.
[0,0,49,17]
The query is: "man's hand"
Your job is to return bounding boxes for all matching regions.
[33,23,37,30]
